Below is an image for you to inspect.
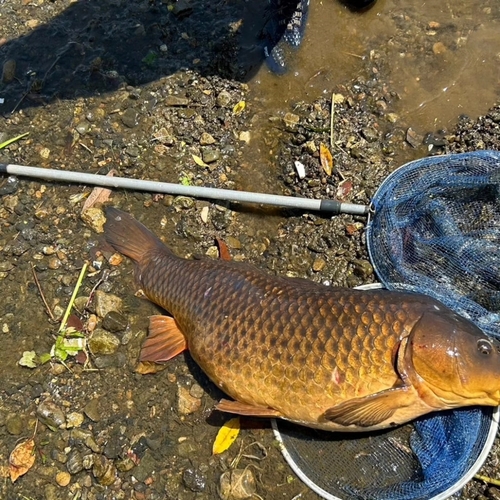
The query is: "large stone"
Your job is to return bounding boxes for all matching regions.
[94,291,123,318]
[88,329,120,355]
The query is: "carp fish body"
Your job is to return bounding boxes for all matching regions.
[104,207,500,432]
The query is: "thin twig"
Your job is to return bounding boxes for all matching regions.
[10,91,30,115]
[330,91,335,149]
[31,264,55,321]
[343,51,364,59]
[79,142,92,154]
[85,269,109,309]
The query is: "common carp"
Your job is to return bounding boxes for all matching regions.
[104,207,500,432]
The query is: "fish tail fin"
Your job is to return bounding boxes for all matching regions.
[104,207,170,263]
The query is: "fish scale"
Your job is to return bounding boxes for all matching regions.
[104,207,500,432]
[136,253,416,413]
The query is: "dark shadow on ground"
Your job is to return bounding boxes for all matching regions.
[0,0,302,114]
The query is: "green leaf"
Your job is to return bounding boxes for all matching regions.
[180,176,192,186]
[39,353,52,364]
[18,351,37,368]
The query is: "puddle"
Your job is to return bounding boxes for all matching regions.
[250,0,500,134]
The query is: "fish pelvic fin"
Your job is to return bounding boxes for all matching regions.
[322,387,414,428]
[104,207,171,264]
[138,315,187,366]
[216,399,283,418]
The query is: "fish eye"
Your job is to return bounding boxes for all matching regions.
[477,339,493,355]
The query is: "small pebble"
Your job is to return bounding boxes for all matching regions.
[164,95,189,106]
[177,385,201,415]
[283,112,300,130]
[44,484,58,500]
[226,236,241,250]
[200,206,209,223]
[37,400,66,429]
[189,383,205,399]
[6,415,24,435]
[173,196,195,209]
[433,41,447,54]
[94,291,123,318]
[202,148,220,164]
[121,108,140,128]
[183,467,207,492]
[294,161,306,179]
[81,207,106,233]
[66,450,84,474]
[312,257,326,272]
[66,412,85,429]
[102,311,128,333]
[219,468,256,500]
[83,398,103,423]
[238,131,250,143]
[56,471,71,487]
[303,141,317,154]
[92,455,117,486]
[47,257,62,270]
[216,90,231,107]
[200,132,216,145]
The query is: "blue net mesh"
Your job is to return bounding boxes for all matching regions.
[367,150,500,338]
[364,150,500,498]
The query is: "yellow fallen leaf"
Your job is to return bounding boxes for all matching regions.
[319,143,333,176]
[192,154,209,168]
[212,417,240,455]
[9,438,35,483]
[233,100,246,115]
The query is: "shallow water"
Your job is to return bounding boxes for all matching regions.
[251,0,500,134]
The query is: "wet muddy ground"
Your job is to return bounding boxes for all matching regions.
[1,0,500,499]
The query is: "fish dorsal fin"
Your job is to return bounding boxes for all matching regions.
[322,387,413,428]
[216,399,283,418]
[139,315,187,363]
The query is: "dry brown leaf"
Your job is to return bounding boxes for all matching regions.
[213,417,240,455]
[319,143,334,176]
[215,237,232,261]
[135,361,168,375]
[9,438,35,483]
[81,170,116,213]
[336,179,353,200]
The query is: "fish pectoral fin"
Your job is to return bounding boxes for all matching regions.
[322,387,413,428]
[216,399,283,418]
[139,315,187,364]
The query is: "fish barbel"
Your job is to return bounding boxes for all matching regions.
[104,207,500,432]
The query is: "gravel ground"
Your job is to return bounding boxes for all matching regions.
[1,1,500,499]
